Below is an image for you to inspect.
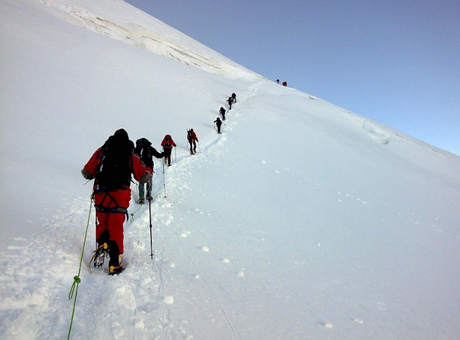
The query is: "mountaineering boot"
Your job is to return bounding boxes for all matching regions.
[109,264,123,275]
[109,260,123,275]
[108,240,123,275]
[138,197,145,204]
[146,191,152,201]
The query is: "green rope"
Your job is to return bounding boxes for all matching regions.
[67,197,93,340]
[130,204,143,222]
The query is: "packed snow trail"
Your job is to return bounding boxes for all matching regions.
[0,83,252,340]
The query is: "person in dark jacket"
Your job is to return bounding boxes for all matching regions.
[226,97,233,110]
[134,138,164,203]
[81,129,152,275]
[161,134,177,166]
[214,117,222,134]
[219,107,226,121]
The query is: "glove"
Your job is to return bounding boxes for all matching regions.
[140,171,152,184]
[81,169,93,180]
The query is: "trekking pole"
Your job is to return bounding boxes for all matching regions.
[198,141,202,153]
[162,161,167,198]
[148,197,153,259]
[174,147,177,164]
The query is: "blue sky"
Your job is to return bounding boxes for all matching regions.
[124,0,460,156]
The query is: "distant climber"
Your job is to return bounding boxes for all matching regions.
[231,93,237,103]
[187,129,199,155]
[161,134,177,167]
[227,97,233,110]
[214,117,223,134]
[219,107,226,121]
[134,137,164,204]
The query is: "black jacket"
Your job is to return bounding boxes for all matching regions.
[134,139,163,169]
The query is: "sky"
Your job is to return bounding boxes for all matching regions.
[123,0,460,156]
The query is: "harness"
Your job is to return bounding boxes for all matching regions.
[93,186,129,219]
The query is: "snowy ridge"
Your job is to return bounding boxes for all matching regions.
[37,0,259,79]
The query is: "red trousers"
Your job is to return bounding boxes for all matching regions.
[94,188,131,254]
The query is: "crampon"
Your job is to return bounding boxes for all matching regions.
[88,243,124,274]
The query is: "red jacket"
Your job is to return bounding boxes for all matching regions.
[161,135,177,149]
[83,147,152,188]
[187,130,198,142]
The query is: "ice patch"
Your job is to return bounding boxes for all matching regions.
[362,121,389,145]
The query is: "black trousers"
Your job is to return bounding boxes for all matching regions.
[164,148,172,165]
[189,140,197,154]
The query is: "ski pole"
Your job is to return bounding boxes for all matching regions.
[198,141,202,153]
[174,147,177,164]
[162,161,166,198]
[148,197,153,260]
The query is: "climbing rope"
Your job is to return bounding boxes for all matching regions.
[129,204,143,222]
[67,196,93,340]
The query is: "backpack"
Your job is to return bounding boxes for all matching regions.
[96,132,133,189]
[163,135,171,146]
[135,138,153,168]
[187,130,194,140]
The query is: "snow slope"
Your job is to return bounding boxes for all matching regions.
[1,0,460,339]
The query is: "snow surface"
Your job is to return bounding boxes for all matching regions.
[1,0,460,339]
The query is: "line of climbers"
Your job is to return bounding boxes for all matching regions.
[275,79,288,87]
[80,92,238,275]
[215,92,236,134]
